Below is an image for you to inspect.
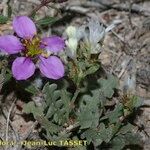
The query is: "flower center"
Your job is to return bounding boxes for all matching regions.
[22,37,43,57]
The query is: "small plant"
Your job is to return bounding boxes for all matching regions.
[0,11,143,150]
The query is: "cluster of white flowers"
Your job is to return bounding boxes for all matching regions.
[65,18,116,58]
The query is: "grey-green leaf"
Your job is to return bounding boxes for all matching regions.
[37,16,58,26]
[98,75,118,98]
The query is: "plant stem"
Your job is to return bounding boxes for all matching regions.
[72,89,80,103]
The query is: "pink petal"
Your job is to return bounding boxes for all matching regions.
[0,35,24,54]
[39,56,64,79]
[13,16,37,39]
[41,36,65,52]
[12,57,35,80]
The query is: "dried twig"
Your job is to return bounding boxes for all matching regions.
[5,98,16,150]
[29,0,68,17]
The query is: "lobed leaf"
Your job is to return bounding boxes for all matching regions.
[98,75,118,98]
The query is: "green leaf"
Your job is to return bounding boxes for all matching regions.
[100,103,123,124]
[77,90,104,129]
[111,132,142,150]
[43,83,58,105]
[36,115,60,135]
[111,129,142,150]
[43,83,72,125]
[0,15,8,24]
[23,101,44,118]
[98,127,113,143]
[17,80,39,95]
[108,103,123,123]
[23,101,35,114]
[36,16,58,26]
[118,123,135,135]
[81,125,113,145]
[124,132,142,145]
[111,135,126,150]
[125,96,142,111]
[98,75,118,98]
[81,128,101,143]
[85,63,100,76]
[78,109,98,129]
[25,84,39,94]
[23,101,60,136]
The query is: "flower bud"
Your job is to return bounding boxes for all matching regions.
[66,26,77,38]
[65,38,78,58]
[65,26,78,58]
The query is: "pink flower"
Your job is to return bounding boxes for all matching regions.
[0,16,65,80]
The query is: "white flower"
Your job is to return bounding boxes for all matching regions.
[65,26,79,58]
[65,19,117,56]
[88,19,105,48]
[65,38,78,58]
[83,19,116,54]
[66,26,77,38]
[123,74,136,94]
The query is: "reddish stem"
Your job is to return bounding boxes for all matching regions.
[29,0,68,17]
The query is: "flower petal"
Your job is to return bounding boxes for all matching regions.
[41,36,65,52]
[39,56,64,79]
[0,35,24,54]
[13,16,37,39]
[12,57,35,80]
